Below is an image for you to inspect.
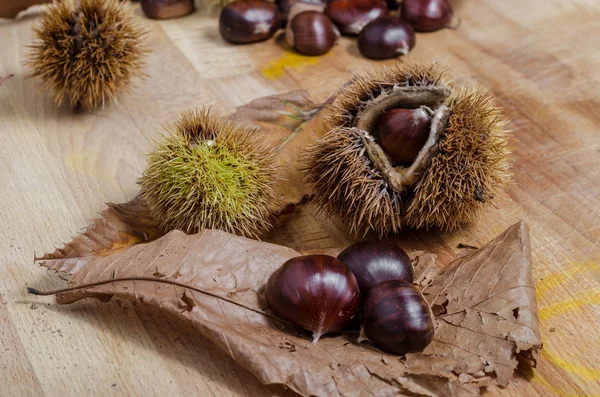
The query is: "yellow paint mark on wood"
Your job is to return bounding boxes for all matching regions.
[539,290,600,322]
[261,53,321,79]
[541,346,600,381]
[65,151,112,181]
[536,267,600,385]
[537,261,599,299]
[532,372,585,397]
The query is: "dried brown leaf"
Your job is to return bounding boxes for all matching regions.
[37,91,324,267]
[35,220,540,396]
[229,90,327,211]
[36,195,161,274]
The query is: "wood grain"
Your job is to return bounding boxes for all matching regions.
[1,1,599,396]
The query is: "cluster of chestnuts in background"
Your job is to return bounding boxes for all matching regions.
[219,0,454,59]
[265,240,434,354]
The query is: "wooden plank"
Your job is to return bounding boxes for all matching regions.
[0,0,599,396]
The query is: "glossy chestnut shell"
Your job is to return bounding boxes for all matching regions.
[265,254,361,343]
[286,11,339,56]
[337,240,413,296]
[362,280,434,354]
[219,0,281,44]
[377,107,432,165]
[276,0,325,25]
[325,0,387,36]
[400,0,452,32]
[141,0,195,20]
[357,16,415,60]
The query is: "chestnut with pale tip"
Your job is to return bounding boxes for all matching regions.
[337,240,413,296]
[401,0,453,32]
[286,11,340,56]
[141,0,195,19]
[325,0,387,36]
[219,0,280,44]
[361,280,434,355]
[265,255,361,343]
[357,16,415,59]
[377,106,432,165]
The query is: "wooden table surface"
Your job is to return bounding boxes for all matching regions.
[1,0,599,396]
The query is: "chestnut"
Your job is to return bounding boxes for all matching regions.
[361,280,434,355]
[286,11,340,56]
[141,0,195,20]
[275,0,325,26]
[265,254,361,343]
[219,0,281,44]
[377,106,432,165]
[337,240,413,296]
[325,0,387,36]
[400,0,453,32]
[357,16,415,60]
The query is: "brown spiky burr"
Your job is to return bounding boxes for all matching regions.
[139,108,281,239]
[27,0,148,111]
[302,62,511,237]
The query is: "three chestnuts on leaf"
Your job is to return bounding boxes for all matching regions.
[265,240,435,355]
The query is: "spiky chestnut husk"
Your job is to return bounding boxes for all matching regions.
[27,0,147,111]
[139,108,280,239]
[302,62,510,237]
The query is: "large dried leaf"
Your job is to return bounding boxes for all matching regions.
[37,91,324,268]
[228,90,326,210]
[37,195,161,273]
[37,220,541,396]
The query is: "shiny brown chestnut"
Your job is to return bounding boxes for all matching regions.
[275,0,325,25]
[361,280,434,355]
[377,106,432,165]
[337,240,413,296]
[265,254,361,343]
[219,0,280,44]
[357,16,415,60]
[286,11,340,56]
[325,0,387,36]
[400,0,453,32]
[141,0,195,20]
